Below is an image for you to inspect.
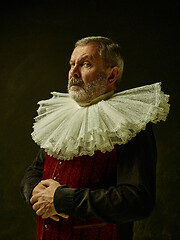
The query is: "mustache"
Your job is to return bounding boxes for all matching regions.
[69,78,85,88]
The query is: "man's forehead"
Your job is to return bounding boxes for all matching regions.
[70,54,93,62]
[70,43,101,61]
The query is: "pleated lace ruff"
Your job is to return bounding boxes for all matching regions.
[31,82,170,160]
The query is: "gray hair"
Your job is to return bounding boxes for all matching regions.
[75,36,124,82]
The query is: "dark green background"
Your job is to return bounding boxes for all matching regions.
[0,1,179,239]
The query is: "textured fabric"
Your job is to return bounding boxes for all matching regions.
[31,82,170,160]
[37,147,117,240]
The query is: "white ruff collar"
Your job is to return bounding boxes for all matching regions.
[32,82,170,160]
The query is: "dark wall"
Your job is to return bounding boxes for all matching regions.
[0,1,179,239]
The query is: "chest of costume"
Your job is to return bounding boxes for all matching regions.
[42,147,117,189]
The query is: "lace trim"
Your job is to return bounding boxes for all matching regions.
[31,82,170,160]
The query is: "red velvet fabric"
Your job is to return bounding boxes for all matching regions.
[37,147,117,240]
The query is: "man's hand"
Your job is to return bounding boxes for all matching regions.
[30,179,69,221]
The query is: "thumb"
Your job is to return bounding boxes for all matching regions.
[50,215,60,221]
[58,213,69,219]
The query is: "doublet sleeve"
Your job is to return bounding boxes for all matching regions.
[20,148,45,203]
[54,124,157,224]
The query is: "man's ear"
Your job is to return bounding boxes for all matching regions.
[107,66,119,86]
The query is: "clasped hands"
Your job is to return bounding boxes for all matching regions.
[30,179,69,221]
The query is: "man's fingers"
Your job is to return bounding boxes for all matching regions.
[32,201,41,212]
[36,206,47,216]
[32,202,38,211]
[30,193,39,205]
[30,179,62,220]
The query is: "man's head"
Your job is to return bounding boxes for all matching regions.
[68,36,124,104]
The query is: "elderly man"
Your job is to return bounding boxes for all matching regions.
[21,36,170,240]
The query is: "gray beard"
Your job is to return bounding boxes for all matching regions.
[68,72,108,103]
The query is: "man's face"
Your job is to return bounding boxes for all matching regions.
[68,43,109,103]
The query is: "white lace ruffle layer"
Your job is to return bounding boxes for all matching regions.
[31,82,170,160]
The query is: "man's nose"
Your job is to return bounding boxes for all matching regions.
[70,65,80,78]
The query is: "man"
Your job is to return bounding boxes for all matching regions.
[20,36,170,240]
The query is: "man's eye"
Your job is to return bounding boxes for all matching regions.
[83,62,91,67]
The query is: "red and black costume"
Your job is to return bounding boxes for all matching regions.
[21,124,157,240]
[20,83,170,240]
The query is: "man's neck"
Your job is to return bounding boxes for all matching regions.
[77,91,114,107]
